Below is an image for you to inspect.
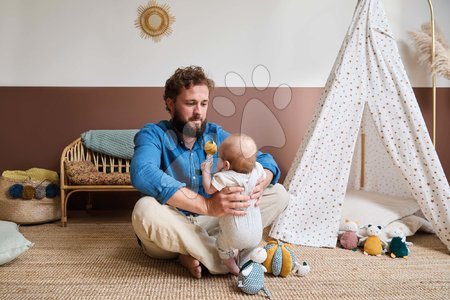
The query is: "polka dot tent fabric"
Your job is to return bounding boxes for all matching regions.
[348,107,413,199]
[270,0,450,251]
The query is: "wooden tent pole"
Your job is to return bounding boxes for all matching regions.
[360,133,365,188]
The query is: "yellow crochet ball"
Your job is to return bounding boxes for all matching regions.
[22,185,35,200]
[204,140,217,155]
[263,240,297,277]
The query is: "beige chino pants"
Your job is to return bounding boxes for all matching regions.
[131,183,289,274]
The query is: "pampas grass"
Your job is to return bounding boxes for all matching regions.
[409,22,450,80]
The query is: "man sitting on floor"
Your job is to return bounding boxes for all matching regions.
[130,65,289,278]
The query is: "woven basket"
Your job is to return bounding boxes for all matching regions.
[0,177,60,225]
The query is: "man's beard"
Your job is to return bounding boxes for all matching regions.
[171,111,207,138]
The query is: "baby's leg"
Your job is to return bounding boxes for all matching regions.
[216,228,240,275]
[222,256,240,275]
[217,213,263,275]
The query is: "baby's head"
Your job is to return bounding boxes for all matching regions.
[218,134,257,173]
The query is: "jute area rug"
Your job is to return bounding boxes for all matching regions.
[1,220,449,300]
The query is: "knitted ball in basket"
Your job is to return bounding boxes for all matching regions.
[34,185,46,200]
[45,184,59,198]
[263,240,297,277]
[8,184,23,199]
[22,185,35,200]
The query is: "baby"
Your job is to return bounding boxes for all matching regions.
[202,133,265,275]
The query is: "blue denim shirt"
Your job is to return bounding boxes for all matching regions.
[130,121,281,215]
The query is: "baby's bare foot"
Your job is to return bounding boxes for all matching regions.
[223,257,240,275]
[179,254,202,279]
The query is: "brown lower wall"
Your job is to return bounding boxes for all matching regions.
[0,87,448,209]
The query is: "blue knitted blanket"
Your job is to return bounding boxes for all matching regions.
[81,130,139,159]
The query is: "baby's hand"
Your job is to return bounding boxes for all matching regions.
[201,161,212,174]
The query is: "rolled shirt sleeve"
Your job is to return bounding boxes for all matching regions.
[131,125,186,204]
[255,151,280,185]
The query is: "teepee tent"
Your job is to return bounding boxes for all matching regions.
[270,0,450,251]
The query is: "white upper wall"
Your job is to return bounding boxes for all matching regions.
[0,0,448,87]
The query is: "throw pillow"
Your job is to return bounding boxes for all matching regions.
[339,189,419,230]
[65,161,97,177]
[65,161,131,185]
[0,220,33,265]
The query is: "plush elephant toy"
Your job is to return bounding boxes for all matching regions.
[237,247,271,299]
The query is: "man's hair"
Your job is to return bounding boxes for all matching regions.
[163,66,215,110]
[220,133,257,174]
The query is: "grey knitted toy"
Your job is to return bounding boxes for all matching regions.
[237,247,271,299]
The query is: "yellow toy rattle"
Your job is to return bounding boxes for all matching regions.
[204,140,217,163]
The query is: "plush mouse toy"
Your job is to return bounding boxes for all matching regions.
[338,220,361,251]
[293,261,311,277]
[359,224,387,256]
[386,228,413,259]
[237,247,271,299]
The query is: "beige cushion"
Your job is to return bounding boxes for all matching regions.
[340,189,419,229]
[65,161,131,185]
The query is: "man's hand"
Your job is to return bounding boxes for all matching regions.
[251,169,273,207]
[206,186,251,217]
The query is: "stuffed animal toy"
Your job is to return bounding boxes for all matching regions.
[338,220,361,251]
[237,247,271,299]
[263,240,297,277]
[386,228,413,259]
[359,224,387,256]
[293,261,311,277]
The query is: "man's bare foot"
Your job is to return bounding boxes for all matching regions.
[179,254,202,279]
[223,257,240,276]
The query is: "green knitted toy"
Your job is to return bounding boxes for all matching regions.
[387,228,413,259]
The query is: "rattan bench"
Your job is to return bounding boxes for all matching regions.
[60,137,136,227]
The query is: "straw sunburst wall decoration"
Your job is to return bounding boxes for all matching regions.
[135,1,175,42]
